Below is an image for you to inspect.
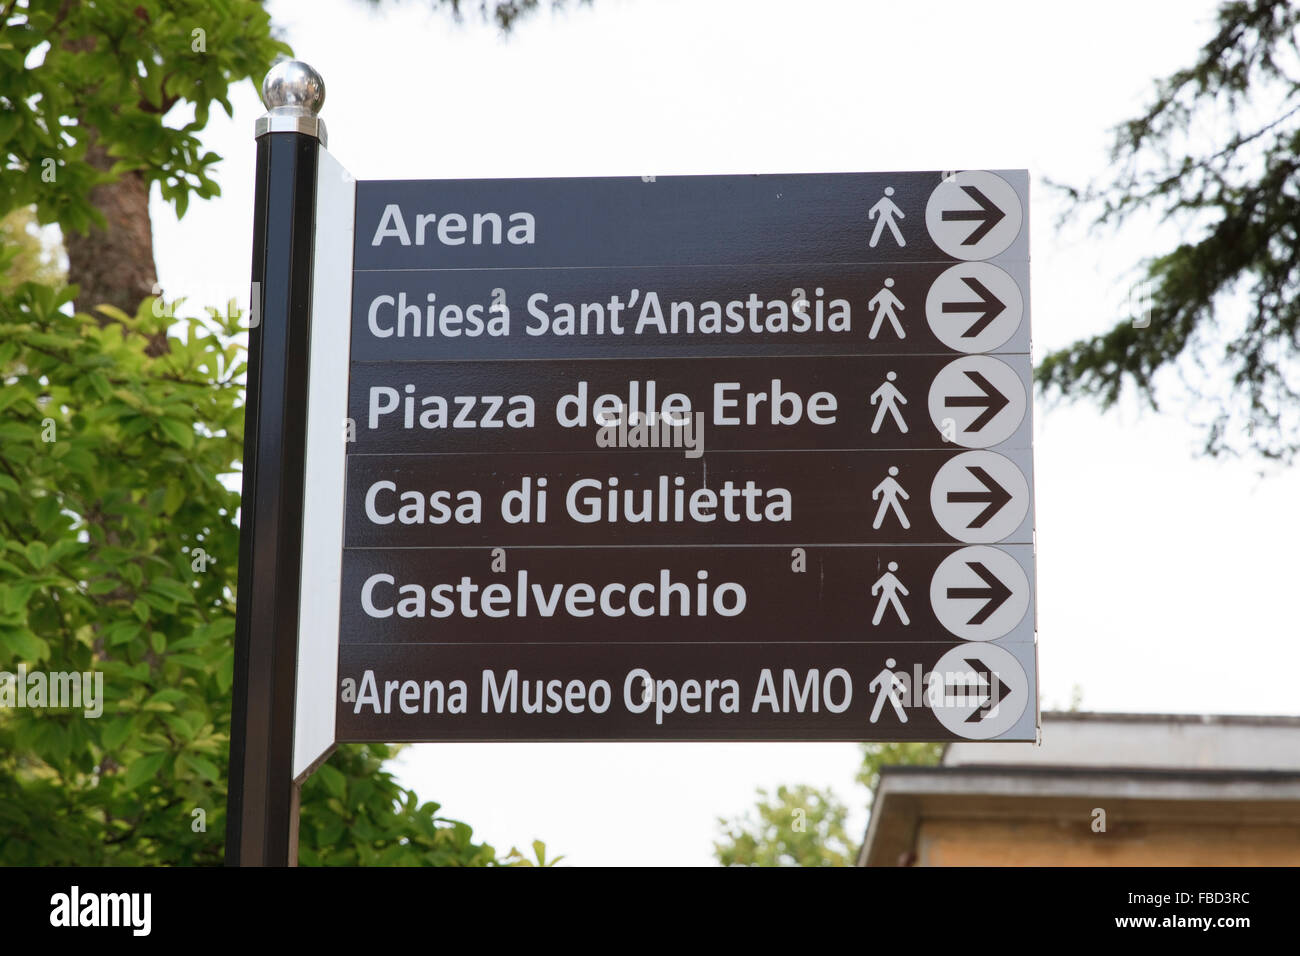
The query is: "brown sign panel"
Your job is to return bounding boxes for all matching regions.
[349,260,1030,362]
[337,544,1035,645]
[335,640,1034,742]
[347,354,1031,455]
[352,171,1030,272]
[343,450,1032,548]
[330,170,1037,743]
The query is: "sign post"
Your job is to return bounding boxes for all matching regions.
[226,60,1039,864]
[225,61,327,867]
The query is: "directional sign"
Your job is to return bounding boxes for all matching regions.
[307,167,1037,744]
[352,170,1031,270]
[347,355,1033,455]
[337,640,1037,742]
[352,261,1031,361]
[344,450,1034,548]
[339,544,1037,645]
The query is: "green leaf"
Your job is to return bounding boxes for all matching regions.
[315,763,347,800]
[104,621,142,647]
[147,689,188,707]
[149,578,191,603]
[162,482,186,515]
[186,754,220,783]
[102,718,134,751]
[0,628,50,662]
[94,304,134,324]
[121,752,168,792]
[0,583,33,615]
[158,417,194,449]
[25,540,48,570]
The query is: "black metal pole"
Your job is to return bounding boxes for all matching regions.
[226,61,326,867]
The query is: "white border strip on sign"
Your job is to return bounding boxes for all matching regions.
[292,146,355,781]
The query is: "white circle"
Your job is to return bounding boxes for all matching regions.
[927,643,1028,739]
[928,355,1027,448]
[925,170,1023,260]
[930,450,1030,543]
[925,262,1023,352]
[930,546,1030,641]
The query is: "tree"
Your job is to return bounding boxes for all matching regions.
[4,2,585,319]
[0,280,522,863]
[366,0,590,32]
[714,742,942,866]
[715,785,855,867]
[1037,0,1300,462]
[0,0,553,865]
[2,1,291,321]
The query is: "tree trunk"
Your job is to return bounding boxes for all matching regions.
[64,135,168,355]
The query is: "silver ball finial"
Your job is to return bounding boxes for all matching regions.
[262,60,325,116]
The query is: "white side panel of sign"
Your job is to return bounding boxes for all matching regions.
[293,146,354,781]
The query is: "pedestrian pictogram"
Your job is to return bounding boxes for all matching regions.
[870,371,909,434]
[871,466,910,529]
[868,277,906,339]
[868,186,906,248]
[871,561,910,626]
[869,657,910,723]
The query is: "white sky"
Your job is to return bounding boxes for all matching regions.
[152,0,1300,866]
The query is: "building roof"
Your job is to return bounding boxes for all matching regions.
[858,711,1300,866]
[943,710,1300,772]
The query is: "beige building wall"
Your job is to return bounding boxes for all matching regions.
[859,715,1300,867]
[915,818,1300,866]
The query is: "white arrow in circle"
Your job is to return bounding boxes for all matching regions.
[928,355,1027,448]
[930,450,1030,544]
[925,171,1023,260]
[925,262,1024,353]
[927,642,1028,740]
[930,545,1031,641]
